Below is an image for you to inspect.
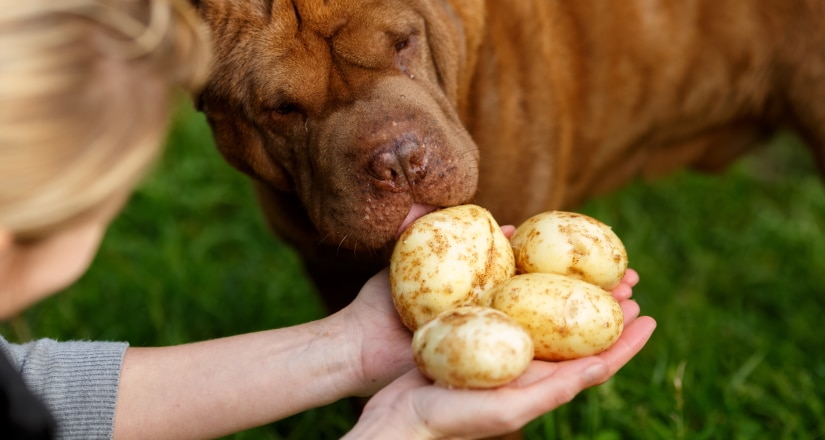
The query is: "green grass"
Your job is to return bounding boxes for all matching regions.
[3,102,825,439]
[528,132,825,440]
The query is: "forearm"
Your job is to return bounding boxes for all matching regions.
[113,315,360,440]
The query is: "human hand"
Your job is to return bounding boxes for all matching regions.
[338,268,416,396]
[343,274,655,440]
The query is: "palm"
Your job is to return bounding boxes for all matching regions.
[362,305,655,439]
[352,268,654,439]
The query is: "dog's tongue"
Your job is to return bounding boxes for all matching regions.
[396,204,438,238]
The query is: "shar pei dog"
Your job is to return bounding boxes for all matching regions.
[190,0,825,312]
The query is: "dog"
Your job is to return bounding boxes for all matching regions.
[189,0,825,316]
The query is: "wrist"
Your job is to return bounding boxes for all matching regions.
[333,303,416,397]
[295,312,367,402]
[341,399,433,440]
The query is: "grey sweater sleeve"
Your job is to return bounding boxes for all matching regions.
[0,335,129,440]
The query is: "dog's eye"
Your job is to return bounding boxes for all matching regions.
[266,100,305,127]
[275,102,300,115]
[394,38,409,52]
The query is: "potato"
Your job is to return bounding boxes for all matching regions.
[489,273,623,361]
[412,306,534,389]
[511,211,628,290]
[390,204,515,330]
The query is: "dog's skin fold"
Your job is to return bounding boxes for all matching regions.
[191,0,825,312]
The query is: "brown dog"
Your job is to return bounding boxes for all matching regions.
[190,0,825,315]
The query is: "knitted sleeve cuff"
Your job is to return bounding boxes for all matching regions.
[10,338,129,440]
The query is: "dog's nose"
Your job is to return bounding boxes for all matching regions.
[368,137,429,190]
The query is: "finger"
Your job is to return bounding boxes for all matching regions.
[596,316,657,377]
[623,268,640,287]
[611,283,633,301]
[481,357,609,430]
[611,269,639,300]
[619,298,640,324]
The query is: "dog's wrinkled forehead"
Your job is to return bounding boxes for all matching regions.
[196,0,426,114]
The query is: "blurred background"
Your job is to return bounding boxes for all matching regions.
[3,100,824,439]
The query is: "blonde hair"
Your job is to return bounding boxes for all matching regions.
[0,0,211,238]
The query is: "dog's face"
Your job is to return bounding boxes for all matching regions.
[194,0,481,250]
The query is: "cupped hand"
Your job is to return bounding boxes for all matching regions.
[344,278,656,440]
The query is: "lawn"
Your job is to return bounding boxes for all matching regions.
[3,101,824,439]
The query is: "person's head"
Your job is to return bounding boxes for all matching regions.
[0,0,212,318]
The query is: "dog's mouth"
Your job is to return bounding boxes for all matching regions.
[396,203,438,238]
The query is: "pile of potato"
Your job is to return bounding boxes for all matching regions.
[389,204,627,389]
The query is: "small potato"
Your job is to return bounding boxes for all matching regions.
[489,273,623,361]
[390,204,515,330]
[511,211,628,290]
[412,306,534,389]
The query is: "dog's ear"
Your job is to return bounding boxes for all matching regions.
[416,0,485,114]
